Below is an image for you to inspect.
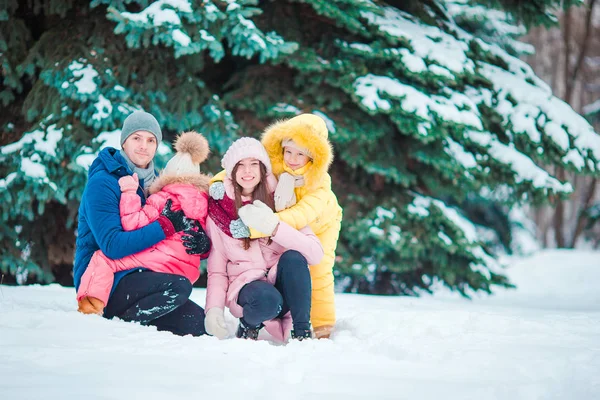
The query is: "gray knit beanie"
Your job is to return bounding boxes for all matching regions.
[120,111,163,146]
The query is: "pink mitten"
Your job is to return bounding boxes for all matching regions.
[118,173,139,193]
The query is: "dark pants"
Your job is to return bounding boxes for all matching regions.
[237,250,311,331]
[104,269,206,337]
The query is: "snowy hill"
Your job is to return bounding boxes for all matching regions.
[1,250,599,400]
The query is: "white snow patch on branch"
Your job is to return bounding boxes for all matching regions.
[1,125,63,157]
[172,29,191,46]
[271,103,301,114]
[445,138,477,169]
[68,61,98,94]
[480,64,600,170]
[92,95,113,121]
[354,74,482,130]
[121,0,192,26]
[0,172,17,189]
[361,7,474,74]
[466,130,572,193]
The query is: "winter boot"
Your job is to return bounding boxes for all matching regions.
[290,329,312,341]
[236,320,262,340]
[313,325,333,339]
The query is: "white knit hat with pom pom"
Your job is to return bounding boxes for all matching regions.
[163,131,210,176]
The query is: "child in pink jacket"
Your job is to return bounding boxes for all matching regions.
[203,137,324,342]
[76,132,212,313]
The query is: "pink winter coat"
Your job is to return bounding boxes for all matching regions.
[205,181,324,340]
[76,174,211,305]
[118,174,211,283]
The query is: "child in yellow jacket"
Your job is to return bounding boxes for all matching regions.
[211,114,342,338]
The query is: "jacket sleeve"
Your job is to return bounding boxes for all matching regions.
[85,175,166,260]
[120,191,169,231]
[271,222,324,266]
[204,217,229,312]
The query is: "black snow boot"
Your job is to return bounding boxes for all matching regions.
[236,320,262,340]
[290,329,312,341]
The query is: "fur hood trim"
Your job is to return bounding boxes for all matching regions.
[261,114,333,191]
[149,173,211,195]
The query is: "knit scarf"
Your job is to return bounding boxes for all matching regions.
[119,149,157,193]
[208,194,251,238]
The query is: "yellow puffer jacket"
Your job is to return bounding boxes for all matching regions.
[261,114,342,334]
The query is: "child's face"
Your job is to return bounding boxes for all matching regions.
[283,146,310,170]
[235,158,261,194]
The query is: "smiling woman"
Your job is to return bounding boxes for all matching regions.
[204,137,323,342]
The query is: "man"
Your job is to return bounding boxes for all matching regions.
[74,111,208,336]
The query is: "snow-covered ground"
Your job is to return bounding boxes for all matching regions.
[1,249,599,399]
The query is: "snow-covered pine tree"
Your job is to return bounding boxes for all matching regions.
[2,1,599,296]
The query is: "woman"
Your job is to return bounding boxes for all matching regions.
[203,137,324,341]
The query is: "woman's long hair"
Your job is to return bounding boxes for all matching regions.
[232,161,275,250]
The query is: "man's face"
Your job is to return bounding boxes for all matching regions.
[122,131,158,168]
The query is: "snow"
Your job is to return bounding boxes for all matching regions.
[0,125,63,188]
[1,250,599,399]
[361,7,475,74]
[354,74,482,131]
[0,172,17,189]
[236,15,267,50]
[479,63,600,172]
[121,0,192,26]
[444,137,477,169]
[446,0,534,55]
[67,61,98,94]
[409,195,504,273]
[1,125,63,157]
[466,130,572,193]
[171,29,191,46]
[199,29,216,42]
[271,103,301,114]
[92,95,113,121]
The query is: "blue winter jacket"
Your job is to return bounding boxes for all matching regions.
[73,147,166,291]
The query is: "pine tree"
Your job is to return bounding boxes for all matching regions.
[1,0,598,296]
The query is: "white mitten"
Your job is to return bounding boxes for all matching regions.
[205,308,228,339]
[274,172,297,212]
[209,181,225,200]
[238,200,280,236]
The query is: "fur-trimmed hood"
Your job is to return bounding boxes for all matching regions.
[149,173,211,195]
[261,114,333,191]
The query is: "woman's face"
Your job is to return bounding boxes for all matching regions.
[235,158,261,194]
[283,146,310,170]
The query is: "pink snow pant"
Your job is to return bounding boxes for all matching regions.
[77,250,148,305]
